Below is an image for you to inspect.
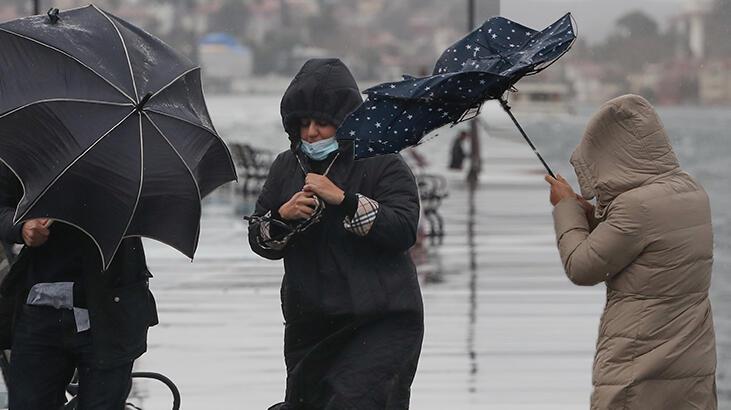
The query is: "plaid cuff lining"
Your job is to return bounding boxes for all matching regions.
[259,211,289,250]
[343,194,379,236]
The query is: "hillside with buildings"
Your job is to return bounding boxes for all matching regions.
[2,0,730,104]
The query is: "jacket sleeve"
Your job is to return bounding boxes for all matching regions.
[0,165,23,245]
[552,195,646,286]
[248,153,287,260]
[360,155,420,252]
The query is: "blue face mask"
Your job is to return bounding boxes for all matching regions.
[300,137,339,161]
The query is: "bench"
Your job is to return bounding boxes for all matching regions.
[229,142,274,202]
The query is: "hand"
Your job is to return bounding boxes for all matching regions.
[302,173,345,205]
[545,174,576,206]
[576,194,595,219]
[22,218,51,247]
[279,191,318,221]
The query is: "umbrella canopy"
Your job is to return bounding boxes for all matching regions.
[0,6,237,268]
[336,13,576,160]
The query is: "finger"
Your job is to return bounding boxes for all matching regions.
[33,227,49,236]
[297,198,316,209]
[26,220,41,229]
[33,227,50,237]
[29,233,45,244]
[545,175,557,185]
[292,207,304,220]
[292,206,303,219]
[557,174,569,183]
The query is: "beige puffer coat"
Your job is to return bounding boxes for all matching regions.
[552,94,717,409]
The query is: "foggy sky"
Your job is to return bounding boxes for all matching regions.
[501,0,688,43]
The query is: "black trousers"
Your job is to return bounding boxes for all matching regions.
[8,305,133,410]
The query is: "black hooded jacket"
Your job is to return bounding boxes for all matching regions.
[249,59,424,409]
[280,58,363,145]
[0,164,158,368]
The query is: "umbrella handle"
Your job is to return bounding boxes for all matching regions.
[498,97,556,179]
[47,8,60,24]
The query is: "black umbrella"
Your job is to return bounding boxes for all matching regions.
[0,6,237,268]
[336,13,576,177]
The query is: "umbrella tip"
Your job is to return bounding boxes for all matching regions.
[46,8,60,24]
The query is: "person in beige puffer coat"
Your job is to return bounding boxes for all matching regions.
[545,94,717,409]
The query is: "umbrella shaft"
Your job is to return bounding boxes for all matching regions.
[499,98,556,178]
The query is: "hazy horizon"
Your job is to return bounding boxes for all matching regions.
[502,0,688,43]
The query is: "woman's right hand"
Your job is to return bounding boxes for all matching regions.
[279,191,318,221]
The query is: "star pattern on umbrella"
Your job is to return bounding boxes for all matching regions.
[337,13,576,159]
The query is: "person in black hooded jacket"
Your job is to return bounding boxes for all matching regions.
[248,58,424,410]
[0,163,158,409]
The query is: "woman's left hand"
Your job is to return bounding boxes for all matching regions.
[303,173,345,205]
[545,174,577,206]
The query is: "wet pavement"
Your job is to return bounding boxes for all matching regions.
[133,134,605,409]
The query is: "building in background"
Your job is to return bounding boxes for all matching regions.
[4,0,731,104]
[699,59,731,105]
[199,32,253,92]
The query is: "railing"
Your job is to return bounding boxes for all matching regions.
[228,143,274,208]
[416,174,448,245]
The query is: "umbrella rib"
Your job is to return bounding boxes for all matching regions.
[145,109,238,182]
[106,114,145,270]
[0,28,136,104]
[93,5,139,102]
[37,217,110,271]
[143,113,203,203]
[149,67,200,100]
[0,99,134,119]
[12,109,135,227]
[144,108,217,135]
[120,233,194,261]
[143,112,202,256]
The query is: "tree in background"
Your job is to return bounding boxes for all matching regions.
[207,0,250,40]
[616,10,659,38]
[252,29,302,75]
[591,10,674,72]
[307,0,338,47]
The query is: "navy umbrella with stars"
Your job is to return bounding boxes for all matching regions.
[337,13,576,176]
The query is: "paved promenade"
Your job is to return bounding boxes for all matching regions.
[134,134,604,409]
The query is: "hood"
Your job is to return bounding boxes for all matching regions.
[280,58,363,145]
[571,94,680,218]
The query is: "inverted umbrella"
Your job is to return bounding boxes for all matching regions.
[0,6,237,268]
[336,13,576,176]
